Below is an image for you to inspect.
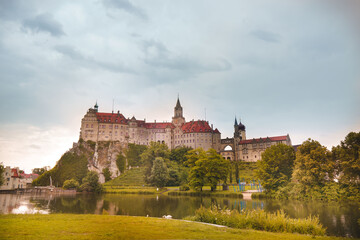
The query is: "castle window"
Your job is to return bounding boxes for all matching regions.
[86,124,89,128]
[91,124,93,128]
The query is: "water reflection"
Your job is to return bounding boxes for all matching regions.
[0,193,359,238]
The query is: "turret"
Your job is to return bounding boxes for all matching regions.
[94,101,98,112]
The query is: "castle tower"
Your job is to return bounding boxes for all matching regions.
[172,96,185,127]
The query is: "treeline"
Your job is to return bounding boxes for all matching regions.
[122,142,229,191]
[256,131,360,201]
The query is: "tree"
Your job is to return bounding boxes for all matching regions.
[32,167,47,175]
[141,142,170,183]
[292,139,334,195]
[332,132,360,200]
[186,148,230,191]
[80,171,102,193]
[170,147,192,164]
[256,143,295,193]
[126,143,147,167]
[102,168,112,182]
[0,163,4,186]
[186,148,207,191]
[116,153,126,174]
[205,149,230,191]
[63,179,79,190]
[334,132,360,184]
[149,157,169,187]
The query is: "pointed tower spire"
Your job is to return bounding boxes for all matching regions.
[94,101,98,112]
[234,116,238,126]
[175,95,182,109]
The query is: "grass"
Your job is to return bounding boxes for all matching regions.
[102,186,164,194]
[168,189,244,198]
[0,214,348,240]
[187,205,327,236]
[104,167,146,186]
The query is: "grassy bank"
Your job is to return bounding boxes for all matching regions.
[187,205,326,236]
[102,186,168,194]
[0,214,347,240]
[168,190,243,198]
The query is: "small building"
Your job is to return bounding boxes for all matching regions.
[1,167,39,190]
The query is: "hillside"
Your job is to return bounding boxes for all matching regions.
[104,167,146,186]
[33,140,126,187]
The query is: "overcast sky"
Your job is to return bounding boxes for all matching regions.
[0,0,359,173]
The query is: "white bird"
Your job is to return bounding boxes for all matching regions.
[162,215,172,219]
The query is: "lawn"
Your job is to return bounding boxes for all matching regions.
[0,214,348,240]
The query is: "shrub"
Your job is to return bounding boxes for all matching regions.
[179,184,190,191]
[63,179,79,190]
[188,205,326,236]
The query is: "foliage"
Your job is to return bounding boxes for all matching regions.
[148,157,169,187]
[189,205,326,236]
[32,152,89,187]
[0,163,4,186]
[80,171,102,193]
[32,167,47,175]
[256,144,295,194]
[292,139,334,196]
[205,149,230,191]
[167,161,189,186]
[126,143,147,167]
[102,168,112,182]
[186,148,230,191]
[116,153,126,174]
[186,148,208,191]
[63,179,79,190]
[169,147,192,164]
[141,142,170,184]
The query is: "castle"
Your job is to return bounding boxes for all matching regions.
[80,98,292,162]
[80,97,222,152]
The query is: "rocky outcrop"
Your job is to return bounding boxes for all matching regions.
[75,140,127,183]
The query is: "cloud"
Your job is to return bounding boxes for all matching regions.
[102,0,148,20]
[251,30,280,43]
[141,39,232,74]
[22,13,65,37]
[54,44,135,74]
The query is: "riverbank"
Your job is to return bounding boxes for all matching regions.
[0,214,349,240]
[103,186,245,198]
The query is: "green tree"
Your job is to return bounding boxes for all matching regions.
[126,143,147,167]
[80,171,102,193]
[116,153,126,174]
[0,163,4,186]
[205,149,230,191]
[102,168,112,182]
[32,167,47,175]
[149,157,169,187]
[186,148,230,191]
[63,179,79,190]
[332,131,360,200]
[186,148,207,191]
[256,143,295,194]
[141,142,170,183]
[292,139,334,196]
[170,147,192,164]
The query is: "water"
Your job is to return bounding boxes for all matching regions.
[1,193,359,237]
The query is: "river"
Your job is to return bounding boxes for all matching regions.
[0,193,359,237]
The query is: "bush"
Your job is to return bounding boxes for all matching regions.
[179,184,190,191]
[63,179,79,190]
[188,205,326,236]
[80,171,102,193]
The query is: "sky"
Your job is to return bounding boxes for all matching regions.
[0,0,359,173]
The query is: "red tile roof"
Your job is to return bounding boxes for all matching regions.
[96,112,128,124]
[214,128,221,134]
[145,122,175,129]
[239,135,288,144]
[20,173,39,179]
[181,121,215,133]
